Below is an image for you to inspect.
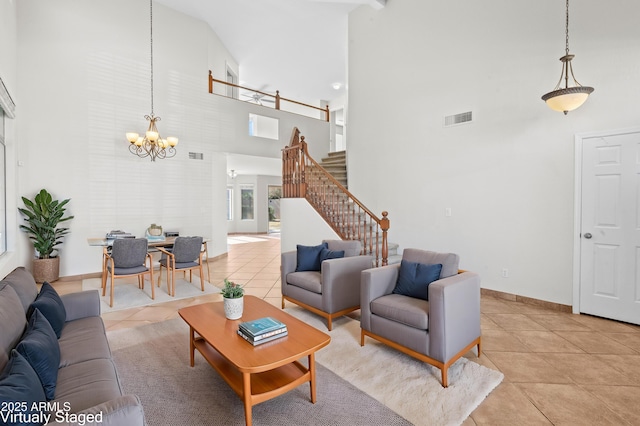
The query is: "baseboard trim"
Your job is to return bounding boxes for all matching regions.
[481,288,572,313]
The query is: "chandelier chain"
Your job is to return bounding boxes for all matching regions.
[564,0,570,55]
[150,0,154,115]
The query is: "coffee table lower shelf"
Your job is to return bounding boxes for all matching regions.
[194,337,315,416]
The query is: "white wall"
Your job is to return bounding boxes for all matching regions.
[346,0,640,305]
[11,0,327,278]
[281,199,340,253]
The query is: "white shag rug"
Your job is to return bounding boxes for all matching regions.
[82,277,220,313]
[285,306,504,426]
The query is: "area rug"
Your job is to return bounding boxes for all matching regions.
[284,306,504,426]
[82,277,220,313]
[108,319,411,426]
[108,310,503,425]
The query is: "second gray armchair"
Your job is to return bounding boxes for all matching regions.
[281,239,373,330]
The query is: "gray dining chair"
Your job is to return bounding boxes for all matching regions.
[156,236,205,296]
[101,238,154,307]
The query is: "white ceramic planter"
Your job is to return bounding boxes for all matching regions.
[223,296,244,320]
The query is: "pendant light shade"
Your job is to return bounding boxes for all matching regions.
[542,0,594,114]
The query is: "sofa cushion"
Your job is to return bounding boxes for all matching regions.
[319,248,345,262]
[296,243,328,272]
[28,282,66,338]
[0,285,28,372]
[286,271,322,294]
[0,350,46,426]
[54,358,123,413]
[16,309,60,400]
[371,294,430,330]
[392,260,442,300]
[0,267,38,313]
[58,316,111,367]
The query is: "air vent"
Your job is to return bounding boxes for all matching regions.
[444,111,473,127]
[189,152,204,160]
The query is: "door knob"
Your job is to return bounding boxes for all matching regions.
[584,233,592,239]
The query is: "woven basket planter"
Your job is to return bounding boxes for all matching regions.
[32,257,60,283]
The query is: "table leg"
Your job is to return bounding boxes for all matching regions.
[309,353,317,403]
[189,326,195,367]
[242,372,252,426]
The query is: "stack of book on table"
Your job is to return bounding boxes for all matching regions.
[237,317,287,346]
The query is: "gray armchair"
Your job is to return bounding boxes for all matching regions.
[360,248,481,387]
[156,236,205,297]
[281,240,373,330]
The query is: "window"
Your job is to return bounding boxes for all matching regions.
[226,187,233,220]
[240,185,254,220]
[248,113,279,140]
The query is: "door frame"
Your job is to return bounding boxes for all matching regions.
[572,125,640,314]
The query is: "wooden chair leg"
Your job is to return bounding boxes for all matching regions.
[441,367,448,388]
[199,265,204,292]
[149,268,154,300]
[110,274,115,308]
[281,296,285,309]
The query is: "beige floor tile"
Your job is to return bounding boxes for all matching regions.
[512,330,584,353]
[603,332,640,353]
[481,329,531,352]
[593,354,640,382]
[543,353,636,385]
[555,331,638,355]
[525,314,592,331]
[244,278,278,288]
[517,383,629,425]
[470,382,552,425]
[484,351,573,384]
[582,385,640,425]
[485,313,547,331]
[481,314,500,330]
[571,314,639,333]
[481,297,520,314]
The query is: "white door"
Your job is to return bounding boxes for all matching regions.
[579,131,640,325]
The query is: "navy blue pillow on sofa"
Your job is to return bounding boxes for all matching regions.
[392,260,443,301]
[0,350,47,426]
[16,308,61,400]
[27,281,66,338]
[296,243,328,272]
[319,248,345,263]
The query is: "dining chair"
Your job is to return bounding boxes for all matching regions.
[156,236,205,297]
[101,238,154,308]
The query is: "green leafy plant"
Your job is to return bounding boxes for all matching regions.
[18,189,74,259]
[221,278,244,299]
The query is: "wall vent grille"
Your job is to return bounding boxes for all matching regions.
[189,152,204,160]
[444,111,473,127]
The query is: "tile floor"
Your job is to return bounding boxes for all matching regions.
[54,234,640,425]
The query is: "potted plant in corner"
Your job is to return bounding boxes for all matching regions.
[221,278,244,320]
[18,189,74,283]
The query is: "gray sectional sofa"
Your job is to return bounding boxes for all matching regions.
[0,267,145,426]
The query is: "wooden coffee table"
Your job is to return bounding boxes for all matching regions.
[178,295,331,426]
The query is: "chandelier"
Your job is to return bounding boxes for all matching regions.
[541,0,594,115]
[126,0,178,161]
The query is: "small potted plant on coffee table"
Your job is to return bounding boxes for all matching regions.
[221,279,244,320]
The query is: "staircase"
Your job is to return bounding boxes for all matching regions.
[283,128,401,266]
[319,151,347,188]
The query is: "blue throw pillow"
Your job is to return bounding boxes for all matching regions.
[16,308,60,400]
[28,282,66,338]
[319,248,345,263]
[296,243,328,272]
[392,260,443,301]
[0,350,46,426]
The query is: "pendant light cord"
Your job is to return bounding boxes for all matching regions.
[565,0,570,55]
[150,0,154,116]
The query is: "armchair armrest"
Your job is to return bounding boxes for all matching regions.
[60,290,101,321]
[360,263,401,330]
[321,255,373,313]
[428,271,481,362]
[280,251,297,296]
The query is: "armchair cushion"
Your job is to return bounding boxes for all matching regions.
[287,271,322,294]
[320,248,345,262]
[392,260,442,300]
[28,282,66,338]
[15,309,60,400]
[371,294,430,329]
[295,243,328,272]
